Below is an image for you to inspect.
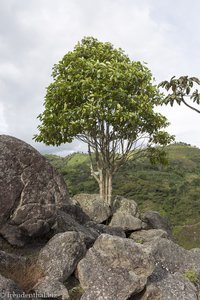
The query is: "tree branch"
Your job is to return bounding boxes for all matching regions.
[181,99,200,113]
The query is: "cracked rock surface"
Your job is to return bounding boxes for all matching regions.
[0,135,71,247]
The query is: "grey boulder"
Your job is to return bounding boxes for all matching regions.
[33,276,70,300]
[112,196,139,217]
[134,272,198,300]
[129,229,168,244]
[109,211,142,232]
[142,211,172,238]
[0,135,71,247]
[37,231,86,282]
[72,194,111,223]
[0,274,24,300]
[77,234,154,300]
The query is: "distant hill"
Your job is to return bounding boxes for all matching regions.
[45,143,200,249]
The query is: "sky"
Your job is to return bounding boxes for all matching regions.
[0,0,200,156]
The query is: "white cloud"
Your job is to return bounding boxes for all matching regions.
[0,0,200,154]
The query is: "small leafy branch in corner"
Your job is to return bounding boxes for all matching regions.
[159,76,200,113]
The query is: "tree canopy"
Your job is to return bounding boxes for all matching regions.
[159,76,200,113]
[34,37,173,204]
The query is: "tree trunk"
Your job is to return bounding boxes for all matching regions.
[98,170,113,207]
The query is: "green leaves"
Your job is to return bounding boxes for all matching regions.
[34,36,172,161]
[159,76,200,113]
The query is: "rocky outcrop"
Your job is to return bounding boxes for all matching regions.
[0,136,199,300]
[0,135,71,247]
[109,196,142,232]
[133,271,198,300]
[77,234,154,299]
[142,211,172,238]
[112,195,140,217]
[34,231,86,299]
[134,237,200,300]
[0,274,24,300]
[33,276,70,300]
[109,211,142,231]
[130,229,168,244]
[72,193,111,223]
[37,231,86,281]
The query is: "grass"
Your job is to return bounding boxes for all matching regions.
[65,275,84,300]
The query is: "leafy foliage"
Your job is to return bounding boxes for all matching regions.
[35,36,173,203]
[159,76,200,113]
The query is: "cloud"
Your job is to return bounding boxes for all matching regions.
[0,0,200,154]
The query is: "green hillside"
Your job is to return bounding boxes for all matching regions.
[45,143,200,249]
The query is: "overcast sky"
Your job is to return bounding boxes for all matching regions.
[0,0,200,156]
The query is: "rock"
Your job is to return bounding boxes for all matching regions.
[60,203,91,224]
[0,250,27,270]
[134,238,200,299]
[37,231,86,282]
[33,276,70,299]
[55,210,98,247]
[72,194,111,223]
[0,224,27,247]
[0,274,25,300]
[129,229,168,244]
[112,196,139,217]
[150,238,200,274]
[134,271,198,300]
[77,234,154,300]
[0,135,71,247]
[142,211,172,238]
[85,221,126,238]
[109,211,142,232]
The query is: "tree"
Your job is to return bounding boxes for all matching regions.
[34,37,173,205]
[159,76,200,113]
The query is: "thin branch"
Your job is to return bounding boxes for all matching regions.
[181,99,200,113]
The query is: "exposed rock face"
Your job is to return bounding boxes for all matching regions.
[0,274,24,300]
[109,196,142,232]
[135,272,198,300]
[142,211,172,238]
[112,196,139,217]
[0,135,71,246]
[37,231,86,282]
[85,221,126,238]
[33,276,70,300]
[72,194,111,223]
[136,237,200,300]
[0,250,27,270]
[150,238,200,274]
[129,229,168,244]
[77,234,154,300]
[109,211,142,232]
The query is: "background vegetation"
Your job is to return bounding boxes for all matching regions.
[46,142,200,249]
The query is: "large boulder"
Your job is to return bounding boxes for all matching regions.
[109,211,142,232]
[112,196,139,217]
[129,229,168,244]
[0,135,71,247]
[149,238,200,275]
[55,210,98,247]
[134,272,198,300]
[72,194,111,223]
[37,231,86,282]
[134,238,200,300]
[77,234,154,300]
